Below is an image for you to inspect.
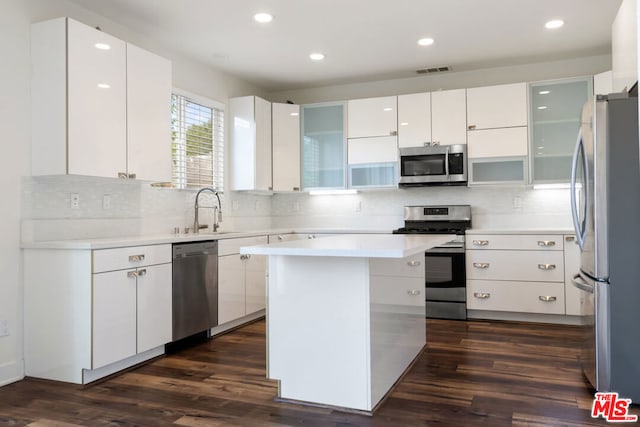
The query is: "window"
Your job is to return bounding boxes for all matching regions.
[171,92,225,190]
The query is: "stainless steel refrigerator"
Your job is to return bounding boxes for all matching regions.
[570,93,640,402]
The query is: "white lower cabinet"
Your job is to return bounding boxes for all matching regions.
[218,236,268,324]
[466,233,578,319]
[563,235,582,316]
[24,244,172,384]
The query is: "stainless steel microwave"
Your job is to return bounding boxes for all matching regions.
[398,144,467,186]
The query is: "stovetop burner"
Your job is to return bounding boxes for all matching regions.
[393,205,472,236]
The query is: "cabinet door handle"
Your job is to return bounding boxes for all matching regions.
[474,292,490,299]
[468,124,477,130]
[308,234,316,239]
[293,187,300,191]
[539,295,557,302]
[407,260,421,267]
[473,262,490,269]
[538,240,556,247]
[390,130,398,136]
[137,269,147,277]
[407,289,421,296]
[118,172,128,179]
[472,240,489,246]
[129,254,145,262]
[538,264,556,270]
[277,235,284,241]
[128,173,136,179]
[240,254,251,260]
[127,270,138,279]
[565,236,575,242]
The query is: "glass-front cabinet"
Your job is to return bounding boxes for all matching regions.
[529,78,592,183]
[301,103,346,190]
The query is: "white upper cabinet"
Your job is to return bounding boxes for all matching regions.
[431,89,467,145]
[611,0,638,92]
[272,103,301,191]
[347,96,398,138]
[229,96,272,191]
[594,70,614,95]
[31,18,172,181]
[466,82,528,130]
[126,44,172,182]
[398,93,431,148]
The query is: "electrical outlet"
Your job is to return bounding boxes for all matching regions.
[70,193,80,209]
[512,196,522,209]
[0,320,9,337]
[102,194,111,209]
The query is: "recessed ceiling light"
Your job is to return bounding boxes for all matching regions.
[94,43,111,50]
[539,90,551,95]
[253,12,273,23]
[545,19,564,29]
[97,83,111,89]
[417,38,435,46]
[537,106,548,110]
[309,52,325,61]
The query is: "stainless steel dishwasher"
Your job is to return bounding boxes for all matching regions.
[172,241,218,341]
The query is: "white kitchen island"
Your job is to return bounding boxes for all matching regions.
[241,234,453,413]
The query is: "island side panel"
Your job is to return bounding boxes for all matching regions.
[369,253,426,406]
[267,255,372,411]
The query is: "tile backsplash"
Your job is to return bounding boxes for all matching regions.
[21,176,573,242]
[21,176,271,242]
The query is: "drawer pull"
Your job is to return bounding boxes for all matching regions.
[137,269,147,277]
[407,290,421,296]
[407,260,421,267]
[129,254,145,262]
[473,262,490,269]
[472,240,489,246]
[565,236,575,242]
[539,295,557,302]
[240,254,251,260]
[277,235,284,241]
[538,240,556,247]
[308,234,316,239]
[538,264,556,270]
[127,270,137,279]
[474,292,490,299]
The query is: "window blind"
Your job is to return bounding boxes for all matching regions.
[171,94,224,190]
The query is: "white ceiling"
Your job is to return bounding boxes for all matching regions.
[69,0,622,92]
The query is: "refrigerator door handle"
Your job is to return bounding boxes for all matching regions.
[570,129,589,250]
[572,273,594,293]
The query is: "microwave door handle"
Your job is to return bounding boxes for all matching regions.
[444,147,450,176]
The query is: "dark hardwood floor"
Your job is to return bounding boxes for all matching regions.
[1,319,636,426]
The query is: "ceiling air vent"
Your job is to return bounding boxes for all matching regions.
[416,66,450,74]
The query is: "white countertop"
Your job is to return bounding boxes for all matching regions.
[20,228,390,250]
[240,234,455,258]
[466,228,574,235]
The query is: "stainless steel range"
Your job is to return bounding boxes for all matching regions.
[393,205,471,320]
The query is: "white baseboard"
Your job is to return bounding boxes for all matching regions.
[0,359,25,387]
[82,346,164,384]
[210,310,265,336]
[467,310,586,325]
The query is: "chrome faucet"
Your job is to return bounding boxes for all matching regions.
[194,187,222,233]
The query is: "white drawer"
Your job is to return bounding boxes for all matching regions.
[466,234,563,251]
[467,280,565,314]
[93,244,171,273]
[466,250,563,282]
[370,276,424,307]
[369,253,424,278]
[218,235,268,256]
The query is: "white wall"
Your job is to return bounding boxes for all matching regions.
[0,0,31,386]
[268,55,610,104]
